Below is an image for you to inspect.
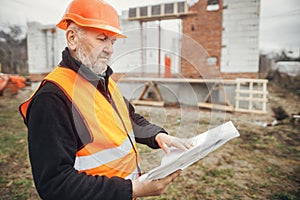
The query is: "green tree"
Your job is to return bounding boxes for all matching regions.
[0,25,27,74]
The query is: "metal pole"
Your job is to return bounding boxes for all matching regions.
[140,21,144,76]
[51,29,55,68]
[158,20,161,77]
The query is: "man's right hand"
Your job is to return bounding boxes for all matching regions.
[131,170,181,198]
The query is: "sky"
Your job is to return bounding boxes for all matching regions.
[0,0,299,54]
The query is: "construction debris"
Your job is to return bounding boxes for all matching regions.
[0,73,27,96]
[255,106,299,127]
[291,113,300,126]
[271,106,289,121]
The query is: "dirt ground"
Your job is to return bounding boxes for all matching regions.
[0,81,299,200]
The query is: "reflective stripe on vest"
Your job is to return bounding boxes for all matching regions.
[19,67,140,180]
[74,130,135,171]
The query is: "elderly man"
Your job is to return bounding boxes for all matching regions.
[20,0,191,199]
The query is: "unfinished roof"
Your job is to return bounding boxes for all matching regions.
[128,1,196,22]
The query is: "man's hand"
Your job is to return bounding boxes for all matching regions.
[132,170,181,198]
[155,133,193,154]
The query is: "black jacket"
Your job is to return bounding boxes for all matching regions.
[25,48,167,200]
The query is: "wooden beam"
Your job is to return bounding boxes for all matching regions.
[235,96,268,102]
[137,83,149,100]
[128,12,196,22]
[235,89,268,95]
[235,78,268,84]
[119,77,236,84]
[132,81,165,107]
[198,102,234,112]
[132,100,165,107]
[235,108,267,114]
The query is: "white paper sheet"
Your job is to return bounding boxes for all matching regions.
[139,121,240,182]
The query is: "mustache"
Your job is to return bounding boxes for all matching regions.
[96,54,110,61]
[98,56,109,60]
[97,51,110,59]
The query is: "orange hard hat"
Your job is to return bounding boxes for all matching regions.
[56,0,126,38]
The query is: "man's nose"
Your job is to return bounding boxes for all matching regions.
[103,41,113,55]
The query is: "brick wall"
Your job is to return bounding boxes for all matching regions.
[181,0,223,78]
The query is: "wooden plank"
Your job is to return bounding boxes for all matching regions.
[235,78,268,84]
[249,82,253,110]
[202,83,232,107]
[235,89,268,95]
[151,82,164,101]
[234,78,268,114]
[119,77,236,84]
[262,82,267,112]
[137,83,149,100]
[224,92,232,106]
[131,100,165,107]
[127,78,269,114]
[235,108,267,114]
[203,84,216,102]
[235,81,241,110]
[198,102,234,112]
[235,96,268,102]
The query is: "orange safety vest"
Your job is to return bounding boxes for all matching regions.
[20,67,140,180]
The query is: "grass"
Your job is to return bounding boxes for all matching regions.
[0,97,38,200]
[270,191,300,200]
[1,85,300,199]
[206,168,234,179]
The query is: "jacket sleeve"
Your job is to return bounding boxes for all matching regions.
[26,90,132,200]
[124,98,168,149]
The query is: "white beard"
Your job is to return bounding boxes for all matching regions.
[77,47,108,74]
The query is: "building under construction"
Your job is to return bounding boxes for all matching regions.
[27,0,267,113]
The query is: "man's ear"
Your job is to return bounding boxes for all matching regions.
[66,29,78,51]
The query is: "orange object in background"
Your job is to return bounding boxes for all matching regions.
[164,55,171,78]
[0,74,9,92]
[0,74,26,95]
[9,75,26,89]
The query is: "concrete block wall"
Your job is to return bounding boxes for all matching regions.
[27,22,66,81]
[221,0,260,76]
[27,22,49,74]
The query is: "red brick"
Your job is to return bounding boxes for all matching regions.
[181,0,223,78]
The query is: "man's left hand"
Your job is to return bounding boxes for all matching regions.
[155,133,193,154]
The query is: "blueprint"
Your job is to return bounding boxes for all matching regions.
[139,121,240,182]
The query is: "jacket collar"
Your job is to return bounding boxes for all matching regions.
[59,47,113,94]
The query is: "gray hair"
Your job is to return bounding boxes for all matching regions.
[66,21,85,37]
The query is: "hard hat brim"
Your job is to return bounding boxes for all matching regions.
[56,14,127,38]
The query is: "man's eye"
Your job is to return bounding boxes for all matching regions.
[97,36,116,44]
